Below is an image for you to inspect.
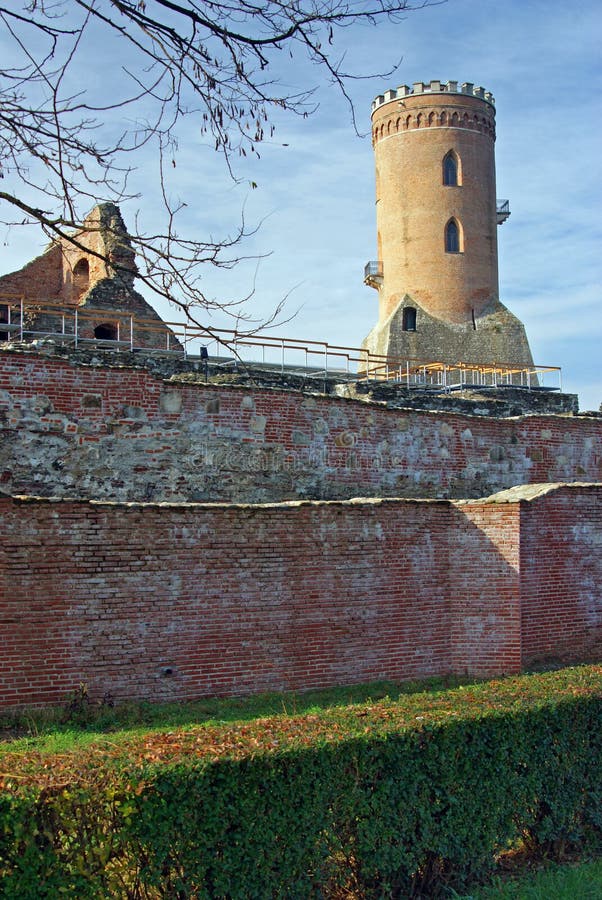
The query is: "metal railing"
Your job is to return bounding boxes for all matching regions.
[0,296,562,392]
[364,260,384,287]
[496,199,510,224]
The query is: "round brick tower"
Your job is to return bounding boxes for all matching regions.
[362,80,534,369]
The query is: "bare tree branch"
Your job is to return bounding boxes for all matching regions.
[0,0,437,330]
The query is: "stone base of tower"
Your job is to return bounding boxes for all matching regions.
[362,296,535,375]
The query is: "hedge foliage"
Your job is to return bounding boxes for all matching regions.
[0,666,600,898]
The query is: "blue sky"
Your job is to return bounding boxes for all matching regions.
[2,0,601,409]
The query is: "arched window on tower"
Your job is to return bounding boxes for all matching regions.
[443,151,459,186]
[445,218,462,253]
[402,307,417,332]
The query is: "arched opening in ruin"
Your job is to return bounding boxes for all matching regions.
[402,307,417,332]
[94,322,118,341]
[72,258,90,298]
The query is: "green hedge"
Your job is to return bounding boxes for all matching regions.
[0,667,600,898]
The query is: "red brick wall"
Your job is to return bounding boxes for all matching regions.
[1,486,599,709]
[0,246,63,302]
[0,496,453,707]
[1,349,600,502]
[519,485,602,666]
[449,501,522,675]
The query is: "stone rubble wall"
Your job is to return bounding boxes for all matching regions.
[0,348,600,503]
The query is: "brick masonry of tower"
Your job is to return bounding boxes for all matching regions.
[363,80,534,369]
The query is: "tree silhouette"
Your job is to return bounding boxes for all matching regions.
[0,0,429,326]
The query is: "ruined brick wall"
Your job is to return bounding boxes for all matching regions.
[0,485,599,709]
[0,245,63,303]
[0,348,600,502]
[0,206,180,349]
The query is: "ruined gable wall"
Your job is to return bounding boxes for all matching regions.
[0,245,63,302]
[0,349,601,502]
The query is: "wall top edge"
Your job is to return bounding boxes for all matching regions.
[372,80,495,113]
[3,485,601,512]
[463,482,602,505]
[0,491,449,511]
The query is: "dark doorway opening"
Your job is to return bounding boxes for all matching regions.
[402,307,417,332]
[94,323,118,341]
[0,305,8,341]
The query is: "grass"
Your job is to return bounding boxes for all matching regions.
[462,857,602,898]
[0,668,600,895]
[0,674,477,754]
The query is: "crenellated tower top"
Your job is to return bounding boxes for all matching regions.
[371,79,496,145]
[372,80,495,113]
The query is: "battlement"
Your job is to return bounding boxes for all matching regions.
[372,80,495,113]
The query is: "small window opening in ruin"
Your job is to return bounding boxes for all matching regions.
[443,151,460,186]
[94,322,118,341]
[445,218,462,253]
[72,258,90,297]
[402,307,417,332]
[0,304,8,341]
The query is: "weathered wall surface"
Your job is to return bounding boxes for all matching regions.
[517,485,602,666]
[0,485,599,709]
[449,499,522,675]
[0,348,600,503]
[0,246,64,303]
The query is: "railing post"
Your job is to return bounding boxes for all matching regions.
[74,308,78,347]
[130,317,134,351]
